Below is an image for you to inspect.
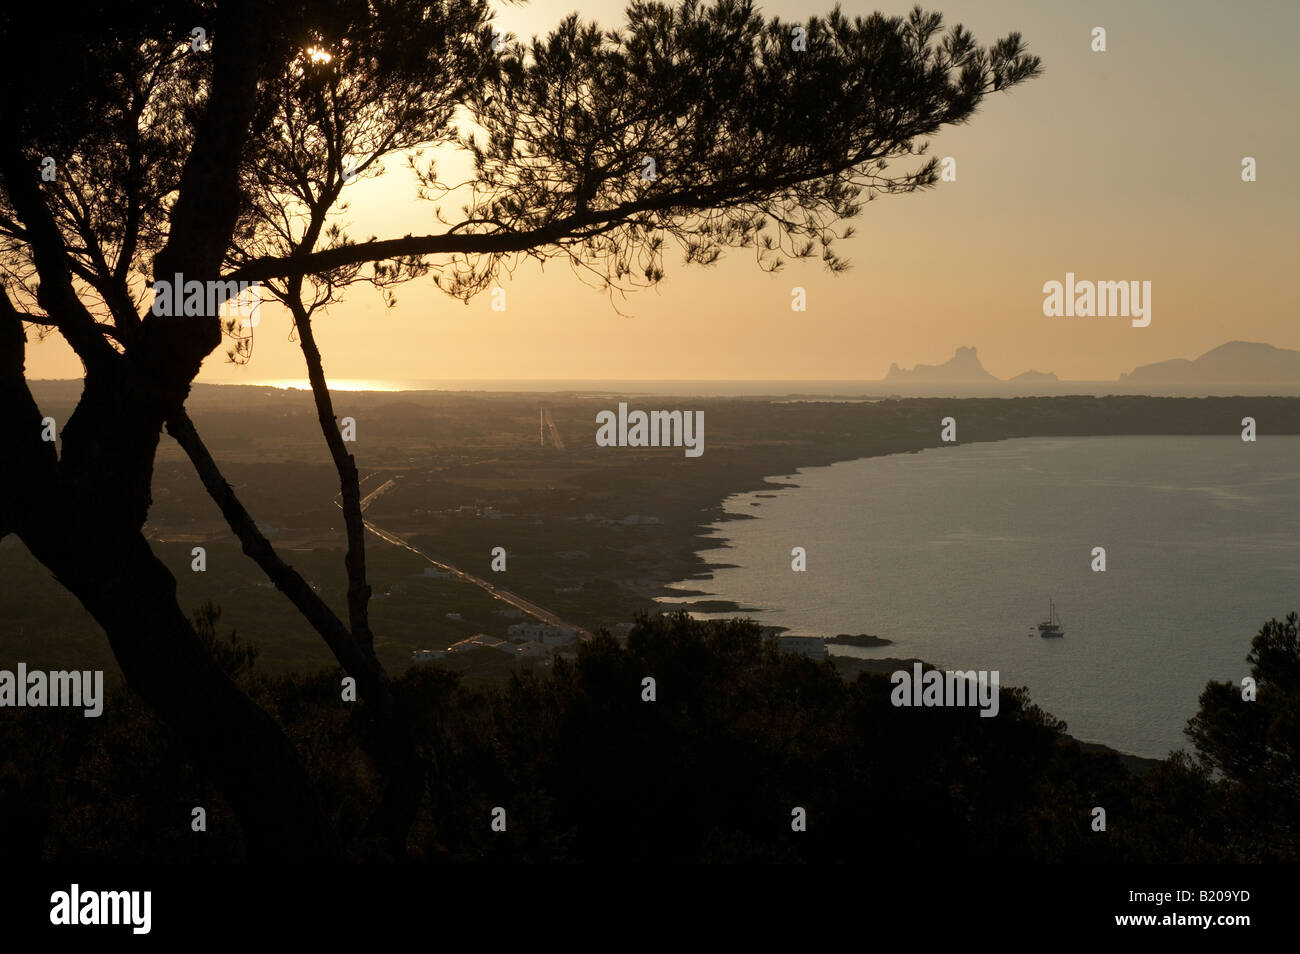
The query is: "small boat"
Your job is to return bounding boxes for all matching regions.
[1038,599,1064,638]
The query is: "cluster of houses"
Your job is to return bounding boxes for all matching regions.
[411,620,581,664]
[408,616,826,666]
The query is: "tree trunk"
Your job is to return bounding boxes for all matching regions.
[19,519,337,860]
[168,405,423,855]
[2,304,334,859]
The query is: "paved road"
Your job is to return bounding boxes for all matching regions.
[341,474,591,637]
[541,405,566,450]
[359,478,398,511]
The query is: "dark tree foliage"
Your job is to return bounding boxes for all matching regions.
[1186,612,1300,861]
[0,0,1041,856]
[4,610,1283,863]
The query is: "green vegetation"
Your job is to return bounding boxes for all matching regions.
[13,389,1300,681]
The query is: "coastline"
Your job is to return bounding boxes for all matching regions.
[602,394,1300,631]
[9,389,1299,775]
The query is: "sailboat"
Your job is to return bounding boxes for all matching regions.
[1037,599,1064,638]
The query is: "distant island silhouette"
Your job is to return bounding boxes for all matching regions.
[23,341,1300,400]
[1120,341,1300,386]
[879,341,1300,396]
[885,345,998,384]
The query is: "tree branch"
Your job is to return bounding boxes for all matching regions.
[165,405,423,853]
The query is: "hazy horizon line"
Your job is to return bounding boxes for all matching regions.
[25,375,1300,399]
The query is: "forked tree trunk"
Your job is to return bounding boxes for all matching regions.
[18,517,337,860]
[0,321,334,859]
[0,0,337,859]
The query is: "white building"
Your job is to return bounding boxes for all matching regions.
[506,622,578,645]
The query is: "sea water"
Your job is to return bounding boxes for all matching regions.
[662,436,1300,758]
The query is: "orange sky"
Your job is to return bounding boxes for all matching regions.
[25,0,1300,385]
